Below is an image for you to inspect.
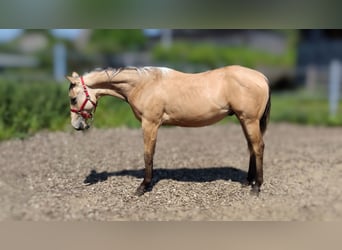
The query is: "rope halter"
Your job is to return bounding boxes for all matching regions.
[70,76,97,120]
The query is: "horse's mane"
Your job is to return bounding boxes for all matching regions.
[83,66,169,80]
[85,66,153,75]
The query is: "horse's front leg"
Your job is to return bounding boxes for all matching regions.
[135,119,160,196]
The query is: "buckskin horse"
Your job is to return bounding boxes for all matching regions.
[67,65,271,196]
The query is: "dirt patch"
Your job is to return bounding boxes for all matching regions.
[0,123,341,220]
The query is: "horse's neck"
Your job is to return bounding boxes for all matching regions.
[84,69,141,101]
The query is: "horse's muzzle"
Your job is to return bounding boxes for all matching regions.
[74,123,90,131]
[71,116,90,130]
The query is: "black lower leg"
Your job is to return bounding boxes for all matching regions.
[250,155,263,195]
[247,154,256,185]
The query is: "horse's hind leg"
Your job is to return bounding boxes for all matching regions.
[240,119,264,194]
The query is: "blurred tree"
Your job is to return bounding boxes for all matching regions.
[87,29,147,54]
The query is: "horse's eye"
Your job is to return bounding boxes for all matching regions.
[69,83,76,90]
[70,97,77,105]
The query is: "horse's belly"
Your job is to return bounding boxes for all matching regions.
[162,108,228,127]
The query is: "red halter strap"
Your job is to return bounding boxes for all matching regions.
[70,76,97,119]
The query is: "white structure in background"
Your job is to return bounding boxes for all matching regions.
[53,43,66,82]
[160,29,172,48]
[51,29,82,82]
[329,60,341,117]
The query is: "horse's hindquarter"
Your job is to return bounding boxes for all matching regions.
[223,66,270,120]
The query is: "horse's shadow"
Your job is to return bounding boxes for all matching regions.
[83,166,247,191]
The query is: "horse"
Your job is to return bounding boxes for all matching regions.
[67,65,271,196]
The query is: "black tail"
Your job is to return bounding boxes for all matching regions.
[260,85,271,135]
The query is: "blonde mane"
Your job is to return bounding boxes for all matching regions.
[83,66,171,81]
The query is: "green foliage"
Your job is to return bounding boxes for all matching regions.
[270,91,342,126]
[153,41,295,69]
[92,97,140,128]
[88,30,147,54]
[0,80,70,140]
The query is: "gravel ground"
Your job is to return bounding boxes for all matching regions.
[0,123,341,221]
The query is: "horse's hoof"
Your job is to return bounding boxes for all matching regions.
[134,186,146,196]
[250,185,260,196]
[242,180,252,188]
[241,180,255,187]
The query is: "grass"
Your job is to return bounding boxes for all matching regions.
[270,90,342,126]
[93,97,140,128]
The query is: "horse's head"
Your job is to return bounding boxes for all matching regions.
[67,72,97,130]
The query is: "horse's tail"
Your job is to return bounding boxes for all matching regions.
[260,83,271,135]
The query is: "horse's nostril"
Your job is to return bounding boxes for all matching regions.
[75,125,83,131]
[74,121,90,131]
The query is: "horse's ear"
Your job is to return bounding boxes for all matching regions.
[72,72,79,78]
[66,76,74,82]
